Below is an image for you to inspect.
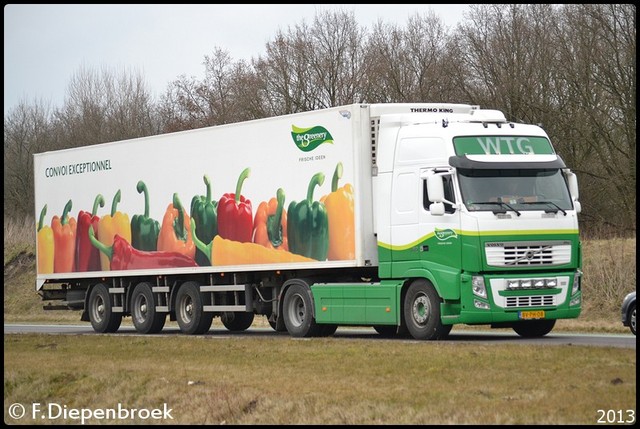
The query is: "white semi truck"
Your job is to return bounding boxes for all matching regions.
[34,103,583,340]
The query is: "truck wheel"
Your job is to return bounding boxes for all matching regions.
[512,319,556,337]
[283,283,321,337]
[175,281,213,335]
[403,279,450,340]
[221,312,255,331]
[88,283,122,333]
[131,282,166,334]
[267,316,287,332]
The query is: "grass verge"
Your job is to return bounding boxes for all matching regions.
[4,334,636,425]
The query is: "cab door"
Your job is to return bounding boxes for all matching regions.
[419,169,462,298]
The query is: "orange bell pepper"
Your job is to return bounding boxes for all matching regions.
[253,188,288,251]
[158,193,196,260]
[97,190,132,271]
[51,200,77,273]
[320,162,355,260]
[36,204,54,274]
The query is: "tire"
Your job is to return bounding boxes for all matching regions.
[627,303,636,336]
[282,283,321,337]
[267,316,287,333]
[512,319,556,338]
[221,312,255,332]
[373,325,398,337]
[175,281,213,335]
[403,279,450,340]
[130,282,166,334]
[88,283,122,333]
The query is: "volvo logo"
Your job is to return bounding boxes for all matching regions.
[525,251,536,260]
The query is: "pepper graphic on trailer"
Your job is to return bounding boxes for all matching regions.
[158,193,196,260]
[287,172,329,261]
[218,167,253,243]
[51,199,77,273]
[190,175,218,265]
[191,219,315,265]
[89,225,198,270]
[75,194,105,272]
[321,162,355,260]
[131,181,160,252]
[97,190,132,271]
[36,204,54,274]
[253,188,288,251]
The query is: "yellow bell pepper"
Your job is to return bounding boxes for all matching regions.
[36,204,54,274]
[97,190,132,270]
[211,235,315,266]
[320,162,355,260]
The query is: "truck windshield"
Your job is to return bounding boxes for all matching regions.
[457,169,573,214]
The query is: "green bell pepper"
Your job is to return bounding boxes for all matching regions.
[190,174,218,266]
[130,180,160,251]
[287,172,329,261]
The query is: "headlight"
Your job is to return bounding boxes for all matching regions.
[572,269,582,295]
[472,276,487,298]
[533,279,545,288]
[474,299,490,310]
[507,279,520,289]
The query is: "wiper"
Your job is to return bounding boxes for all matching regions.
[520,200,567,216]
[471,201,521,216]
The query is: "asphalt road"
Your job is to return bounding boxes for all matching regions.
[4,323,636,349]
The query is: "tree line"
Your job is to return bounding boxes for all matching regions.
[4,4,635,236]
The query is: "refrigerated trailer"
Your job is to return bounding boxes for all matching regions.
[34,103,583,340]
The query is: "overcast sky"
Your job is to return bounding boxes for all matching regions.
[4,4,470,115]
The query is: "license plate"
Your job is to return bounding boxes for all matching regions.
[519,310,545,320]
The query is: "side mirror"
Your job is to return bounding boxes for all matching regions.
[427,174,445,203]
[565,170,581,213]
[566,171,579,200]
[430,202,445,216]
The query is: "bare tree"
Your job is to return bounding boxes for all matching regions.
[306,9,369,107]
[551,4,636,231]
[4,100,55,217]
[365,11,453,103]
[157,48,259,131]
[252,24,319,115]
[54,65,158,148]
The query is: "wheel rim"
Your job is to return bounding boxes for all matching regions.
[412,293,430,325]
[631,308,636,333]
[92,294,105,324]
[287,293,305,328]
[133,293,148,324]
[178,294,194,325]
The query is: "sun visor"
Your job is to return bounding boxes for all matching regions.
[449,154,566,169]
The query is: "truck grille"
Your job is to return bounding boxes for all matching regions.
[505,295,555,308]
[485,241,571,267]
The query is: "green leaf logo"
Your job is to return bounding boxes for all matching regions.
[291,125,334,152]
[434,228,458,241]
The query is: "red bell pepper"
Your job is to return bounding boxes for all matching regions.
[218,167,253,243]
[89,226,198,270]
[75,194,105,272]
